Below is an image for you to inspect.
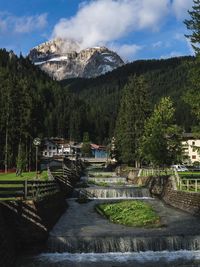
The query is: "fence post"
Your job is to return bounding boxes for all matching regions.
[195,180,198,192]
[187,180,189,191]
[24,180,28,199]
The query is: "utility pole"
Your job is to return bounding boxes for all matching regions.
[33,138,41,178]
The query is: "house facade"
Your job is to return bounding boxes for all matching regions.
[91,144,108,159]
[42,139,58,158]
[182,133,200,164]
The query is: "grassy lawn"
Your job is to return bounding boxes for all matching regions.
[96,200,160,227]
[0,171,48,181]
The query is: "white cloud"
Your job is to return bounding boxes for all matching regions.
[0,13,48,34]
[14,14,48,33]
[0,19,7,32]
[52,0,170,49]
[172,0,193,20]
[110,43,143,61]
[160,51,183,59]
[152,41,163,48]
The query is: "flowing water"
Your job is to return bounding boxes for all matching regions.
[17,166,200,266]
[18,251,200,267]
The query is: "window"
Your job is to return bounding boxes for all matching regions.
[49,146,51,150]
[53,146,56,150]
[192,141,195,146]
[49,152,52,156]
[193,148,196,152]
[192,155,196,159]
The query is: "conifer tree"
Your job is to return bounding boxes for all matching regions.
[184,0,200,54]
[184,0,200,125]
[115,75,150,165]
[140,97,182,167]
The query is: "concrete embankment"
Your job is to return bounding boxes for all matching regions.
[132,175,200,216]
[0,192,66,267]
[0,158,84,267]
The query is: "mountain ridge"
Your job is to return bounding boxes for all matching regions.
[29,38,124,80]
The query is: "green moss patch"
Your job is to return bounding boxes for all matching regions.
[96,200,161,227]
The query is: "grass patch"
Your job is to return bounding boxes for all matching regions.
[88,180,109,187]
[116,181,126,186]
[179,172,200,179]
[0,171,48,181]
[96,200,161,227]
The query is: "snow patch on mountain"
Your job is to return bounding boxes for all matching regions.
[29,38,124,80]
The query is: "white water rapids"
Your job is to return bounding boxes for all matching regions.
[18,250,200,267]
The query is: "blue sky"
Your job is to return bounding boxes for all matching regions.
[0,0,194,61]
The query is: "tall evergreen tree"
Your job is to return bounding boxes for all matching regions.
[139,97,182,167]
[184,0,200,54]
[184,0,200,126]
[115,75,150,165]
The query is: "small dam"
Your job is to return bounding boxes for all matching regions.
[17,165,200,267]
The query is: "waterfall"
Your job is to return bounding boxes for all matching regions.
[17,166,200,267]
[86,177,128,183]
[73,187,150,199]
[17,251,200,267]
[47,235,200,253]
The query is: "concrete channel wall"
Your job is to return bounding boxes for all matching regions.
[0,192,66,267]
[0,159,84,267]
[131,174,200,216]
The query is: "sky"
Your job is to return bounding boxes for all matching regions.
[0,0,195,62]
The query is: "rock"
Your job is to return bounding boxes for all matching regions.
[29,38,124,80]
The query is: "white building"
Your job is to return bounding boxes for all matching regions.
[42,139,58,158]
[182,133,200,164]
[58,144,73,155]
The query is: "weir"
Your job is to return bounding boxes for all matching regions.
[17,166,200,267]
[73,187,150,199]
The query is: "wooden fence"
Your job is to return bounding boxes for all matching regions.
[139,168,175,177]
[0,180,60,200]
[179,179,200,192]
[138,168,200,193]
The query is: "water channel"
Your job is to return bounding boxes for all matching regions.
[17,166,200,266]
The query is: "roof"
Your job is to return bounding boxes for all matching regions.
[182,133,200,139]
[91,143,106,150]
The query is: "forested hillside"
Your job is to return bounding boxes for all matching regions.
[0,49,87,169]
[61,56,196,143]
[0,49,196,169]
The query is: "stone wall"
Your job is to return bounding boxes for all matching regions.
[162,177,200,216]
[131,174,200,216]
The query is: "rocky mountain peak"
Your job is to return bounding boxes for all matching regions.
[29,38,124,80]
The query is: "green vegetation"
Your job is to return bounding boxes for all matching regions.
[1,3,200,170]
[140,97,182,167]
[179,172,200,179]
[96,200,160,227]
[88,173,113,178]
[88,180,109,187]
[115,75,150,164]
[81,132,92,157]
[184,0,200,131]
[0,171,48,181]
